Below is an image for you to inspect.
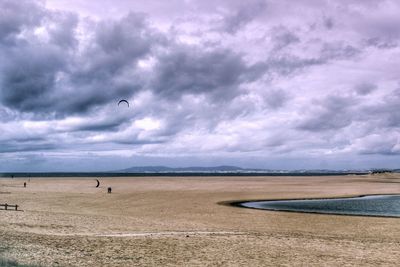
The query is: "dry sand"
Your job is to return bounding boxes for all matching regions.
[1,174,400,266]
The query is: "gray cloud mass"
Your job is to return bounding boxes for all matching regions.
[1,0,400,171]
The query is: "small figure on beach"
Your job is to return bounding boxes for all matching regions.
[23,182,26,188]
[108,187,112,193]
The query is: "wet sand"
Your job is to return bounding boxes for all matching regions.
[1,174,400,266]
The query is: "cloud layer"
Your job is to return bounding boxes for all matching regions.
[1,0,400,171]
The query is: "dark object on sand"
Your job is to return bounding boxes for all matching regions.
[118,99,129,107]
[108,187,112,193]
[23,182,26,188]
[95,179,100,188]
[0,203,19,211]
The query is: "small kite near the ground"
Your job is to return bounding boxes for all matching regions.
[95,179,100,188]
[118,99,129,107]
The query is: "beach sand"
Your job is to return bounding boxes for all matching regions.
[1,174,400,266]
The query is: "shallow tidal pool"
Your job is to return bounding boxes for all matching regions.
[240,194,400,217]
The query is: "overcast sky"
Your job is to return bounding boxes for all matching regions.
[1,0,400,171]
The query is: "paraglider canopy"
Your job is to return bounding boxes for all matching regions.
[118,99,129,107]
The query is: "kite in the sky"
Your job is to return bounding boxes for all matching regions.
[118,99,129,107]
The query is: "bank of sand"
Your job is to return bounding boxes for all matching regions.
[1,174,400,266]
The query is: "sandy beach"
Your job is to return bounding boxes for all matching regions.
[1,174,400,266]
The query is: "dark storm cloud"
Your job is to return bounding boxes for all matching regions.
[46,11,79,49]
[0,45,66,112]
[71,118,126,132]
[296,87,400,157]
[365,37,398,49]
[360,148,399,156]
[56,109,139,134]
[0,107,20,122]
[355,83,377,96]
[271,27,300,51]
[115,138,166,145]
[0,0,70,114]
[55,12,163,114]
[384,91,400,127]
[0,4,161,116]
[365,16,400,41]
[0,0,334,119]
[263,56,323,77]
[0,143,55,153]
[0,0,44,44]
[320,42,361,61]
[323,17,334,30]
[151,46,252,100]
[355,134,400,156]
[263,89,288,109]
[359,88,400,128]
[93,12,161,71]
[297,96,356,132]
[150,42,308,113]
[221,0,267,34]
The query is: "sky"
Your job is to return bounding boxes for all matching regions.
[0,0,400,171]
